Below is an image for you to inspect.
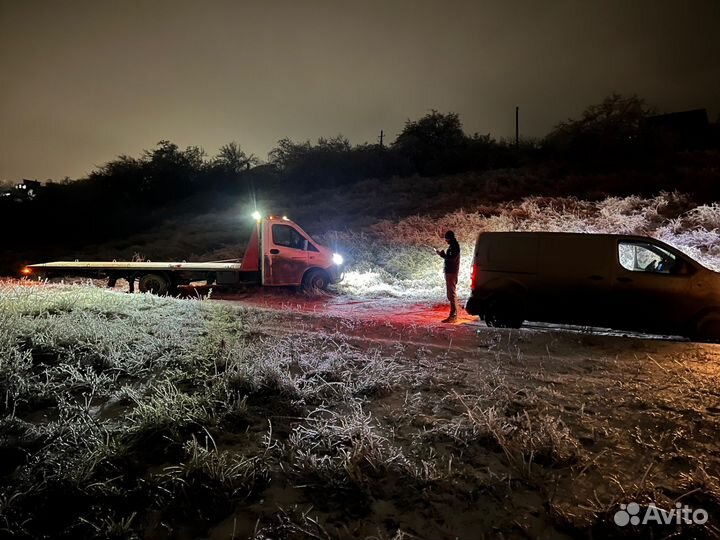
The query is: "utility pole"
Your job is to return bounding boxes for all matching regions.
[515,106,519,152]
[378,129,384,147]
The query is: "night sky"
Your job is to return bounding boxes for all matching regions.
[1,0,719,181]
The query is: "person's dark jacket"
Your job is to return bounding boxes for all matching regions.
[439,239,460,274]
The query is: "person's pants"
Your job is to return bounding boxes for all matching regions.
[445,272,458,317]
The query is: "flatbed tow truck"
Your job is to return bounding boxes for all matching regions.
[23,214,344,294]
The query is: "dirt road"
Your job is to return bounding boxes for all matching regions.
[211,285,686,346]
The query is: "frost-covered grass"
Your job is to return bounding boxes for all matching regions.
[0,282,430,539]
[2,282,719,538]
[332,192,720,301]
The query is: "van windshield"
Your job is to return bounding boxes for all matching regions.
[618,241,677,274]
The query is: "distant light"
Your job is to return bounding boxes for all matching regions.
[21,267,32,275]
[282,215,289,221]
[252,211,261,221]
[332,253,344,265]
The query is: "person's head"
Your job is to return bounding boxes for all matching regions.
[444,230,455,244]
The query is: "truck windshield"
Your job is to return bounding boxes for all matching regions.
[272,224,307,250]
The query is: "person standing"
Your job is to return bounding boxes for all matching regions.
[436,230,460,322]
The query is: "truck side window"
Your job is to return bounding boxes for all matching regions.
[272,224,307,250]
[618,241,677,274]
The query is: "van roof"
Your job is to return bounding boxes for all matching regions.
[475,231,714,273]
[478,231,660,242]
[476,231,697,264]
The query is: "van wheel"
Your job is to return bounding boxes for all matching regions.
[691,311,720,343]
[484,295,524,329]
[302,269,329,291]
[138,273,170,295]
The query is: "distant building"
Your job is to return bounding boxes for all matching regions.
[644,109,711,149]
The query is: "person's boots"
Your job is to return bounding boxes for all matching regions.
[442,310,457,323]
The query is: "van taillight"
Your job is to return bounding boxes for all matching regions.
[470,264,477,290]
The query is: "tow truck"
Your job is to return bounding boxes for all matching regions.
[23,214,344,294]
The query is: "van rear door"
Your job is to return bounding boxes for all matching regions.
[536,234,613,325]
[475,232,540,294]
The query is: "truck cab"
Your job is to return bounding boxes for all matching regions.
[233,215,342,289]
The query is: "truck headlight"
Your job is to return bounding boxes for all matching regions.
[332,253,344,265]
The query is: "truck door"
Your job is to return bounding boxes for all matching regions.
[612,239,692,334]
[264,222,309,286]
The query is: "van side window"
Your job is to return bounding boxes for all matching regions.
[272,224,306,250]
[618,242,677,274]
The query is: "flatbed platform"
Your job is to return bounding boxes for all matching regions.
[29,261,244,271]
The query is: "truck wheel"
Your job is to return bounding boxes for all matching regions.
[484,295,524,329]
[138,273,170,296]
[302,269,329,291]
[691,311,720,343]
